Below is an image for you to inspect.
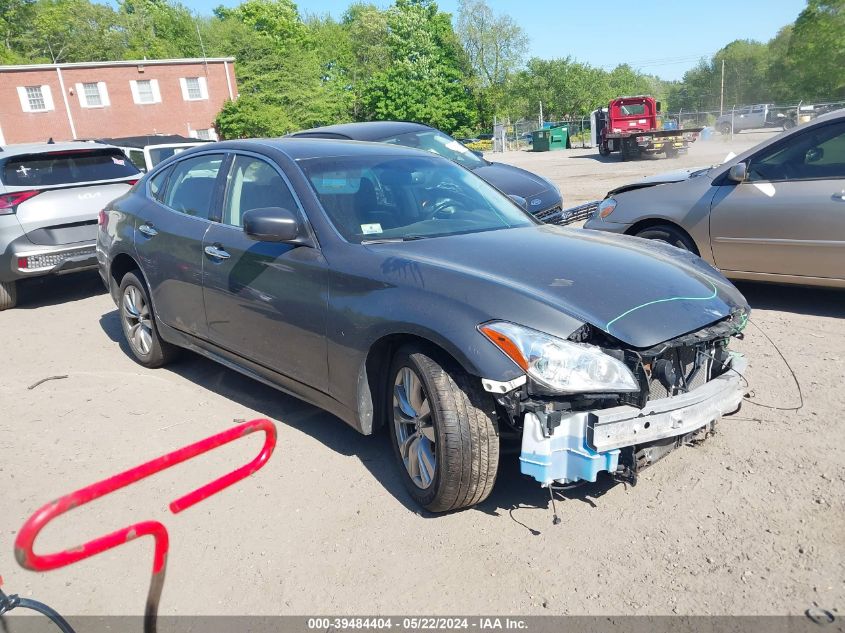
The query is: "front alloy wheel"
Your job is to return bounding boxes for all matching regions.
[388,346,499,512]
[393,367,437,489]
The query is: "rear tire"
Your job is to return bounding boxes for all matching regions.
[635,224,698,254]
[783,118,796,130]
[719,123,732,135]
[0,280,17,311]
[118,271,179,368]
[388,346,499,512]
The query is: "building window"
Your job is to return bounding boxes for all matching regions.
[185,77,202,99]
[16,85,54,112]
[76,82,110,108]
[137,80,154,103]
[130,79,161,104]
[83,82,102,106]
[180,76,208,101]
[26,86,46,111]
[195,128,212,140]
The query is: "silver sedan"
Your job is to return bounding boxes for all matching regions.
[584,109,845,288]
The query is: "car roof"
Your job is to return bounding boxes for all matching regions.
[0,140,120,158]
[175,137,445,162]
[288,121,434,141]
[95,135,207,149]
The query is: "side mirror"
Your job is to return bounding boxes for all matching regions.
[243,207,304,243]
[656,101,662,113]
[806,147,824,163]
[508,194,528,210]
[727,163,747,183]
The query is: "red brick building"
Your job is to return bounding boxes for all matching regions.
[0,58,237,145]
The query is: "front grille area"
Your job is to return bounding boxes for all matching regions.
[645,343,714,401]
[536,201,599,226]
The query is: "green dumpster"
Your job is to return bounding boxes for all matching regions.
[532,129,550,152]
[549,125,569,150]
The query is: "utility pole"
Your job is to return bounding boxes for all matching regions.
[539,100,543,128]
[719,59,725,115]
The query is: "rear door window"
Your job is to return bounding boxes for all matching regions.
[161,154,224,220]
[1,148,141,187]
[148,166,172,202]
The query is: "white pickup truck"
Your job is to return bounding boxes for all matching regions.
[715,104,796,134]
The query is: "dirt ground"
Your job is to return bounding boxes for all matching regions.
[496,129,783,208]
[0,132,843,619]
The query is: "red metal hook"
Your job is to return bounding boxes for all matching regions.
[13,418,277,633]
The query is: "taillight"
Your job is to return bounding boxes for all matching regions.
[0,190,40,215]
[98,209,109,230]
[127,179,139,186]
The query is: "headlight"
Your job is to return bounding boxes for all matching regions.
[478,321,639,393]
[597,197,617,219]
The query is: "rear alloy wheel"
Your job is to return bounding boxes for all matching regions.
[635,224,698,254]
[719,123,732,135]
[0,280,17,311]
[389,346,499,512]
[119,271,178,368]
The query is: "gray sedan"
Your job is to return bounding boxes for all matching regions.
[584,109,845,288]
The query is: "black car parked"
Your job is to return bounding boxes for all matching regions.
[289,121,563,217]
[98,138,749,512]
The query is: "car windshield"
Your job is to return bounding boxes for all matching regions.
[379,130,487,169]
[1,148,140,187]
[298,154,537,244]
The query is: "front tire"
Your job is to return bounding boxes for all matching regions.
[0,280,17,311]
[635,224,698,254]
[388,346,499,512]
[118,271,179,368]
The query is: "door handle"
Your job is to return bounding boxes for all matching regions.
[138,223,158,237]
[204,245,231,260]
[833,191,845,202]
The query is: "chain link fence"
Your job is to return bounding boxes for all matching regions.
[493,99,845,151]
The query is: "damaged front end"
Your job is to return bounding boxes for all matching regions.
[481,311,748,488]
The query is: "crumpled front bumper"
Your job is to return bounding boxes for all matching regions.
[520,353,747,485]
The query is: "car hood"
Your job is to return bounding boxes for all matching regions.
[371,225,747,349]
[608,166,711,195]
[472,162,559,201]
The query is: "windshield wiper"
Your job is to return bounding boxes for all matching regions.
[361,235,429,244]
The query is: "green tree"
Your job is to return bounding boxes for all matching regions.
[118,0,202,59]
[788,0,845,99]
[0,0,35,62]
[22,0,124,62]
[360,0,476,134]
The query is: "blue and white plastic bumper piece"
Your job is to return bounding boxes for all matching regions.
[519,412,619,485]
[519,352,747,486]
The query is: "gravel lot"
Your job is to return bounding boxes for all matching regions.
[1,133,843,619]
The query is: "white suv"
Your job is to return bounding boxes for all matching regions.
[0,141,141,309]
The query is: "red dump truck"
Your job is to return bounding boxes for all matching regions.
[591,95,702,160]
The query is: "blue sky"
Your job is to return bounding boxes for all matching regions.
[186,0,807,81]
